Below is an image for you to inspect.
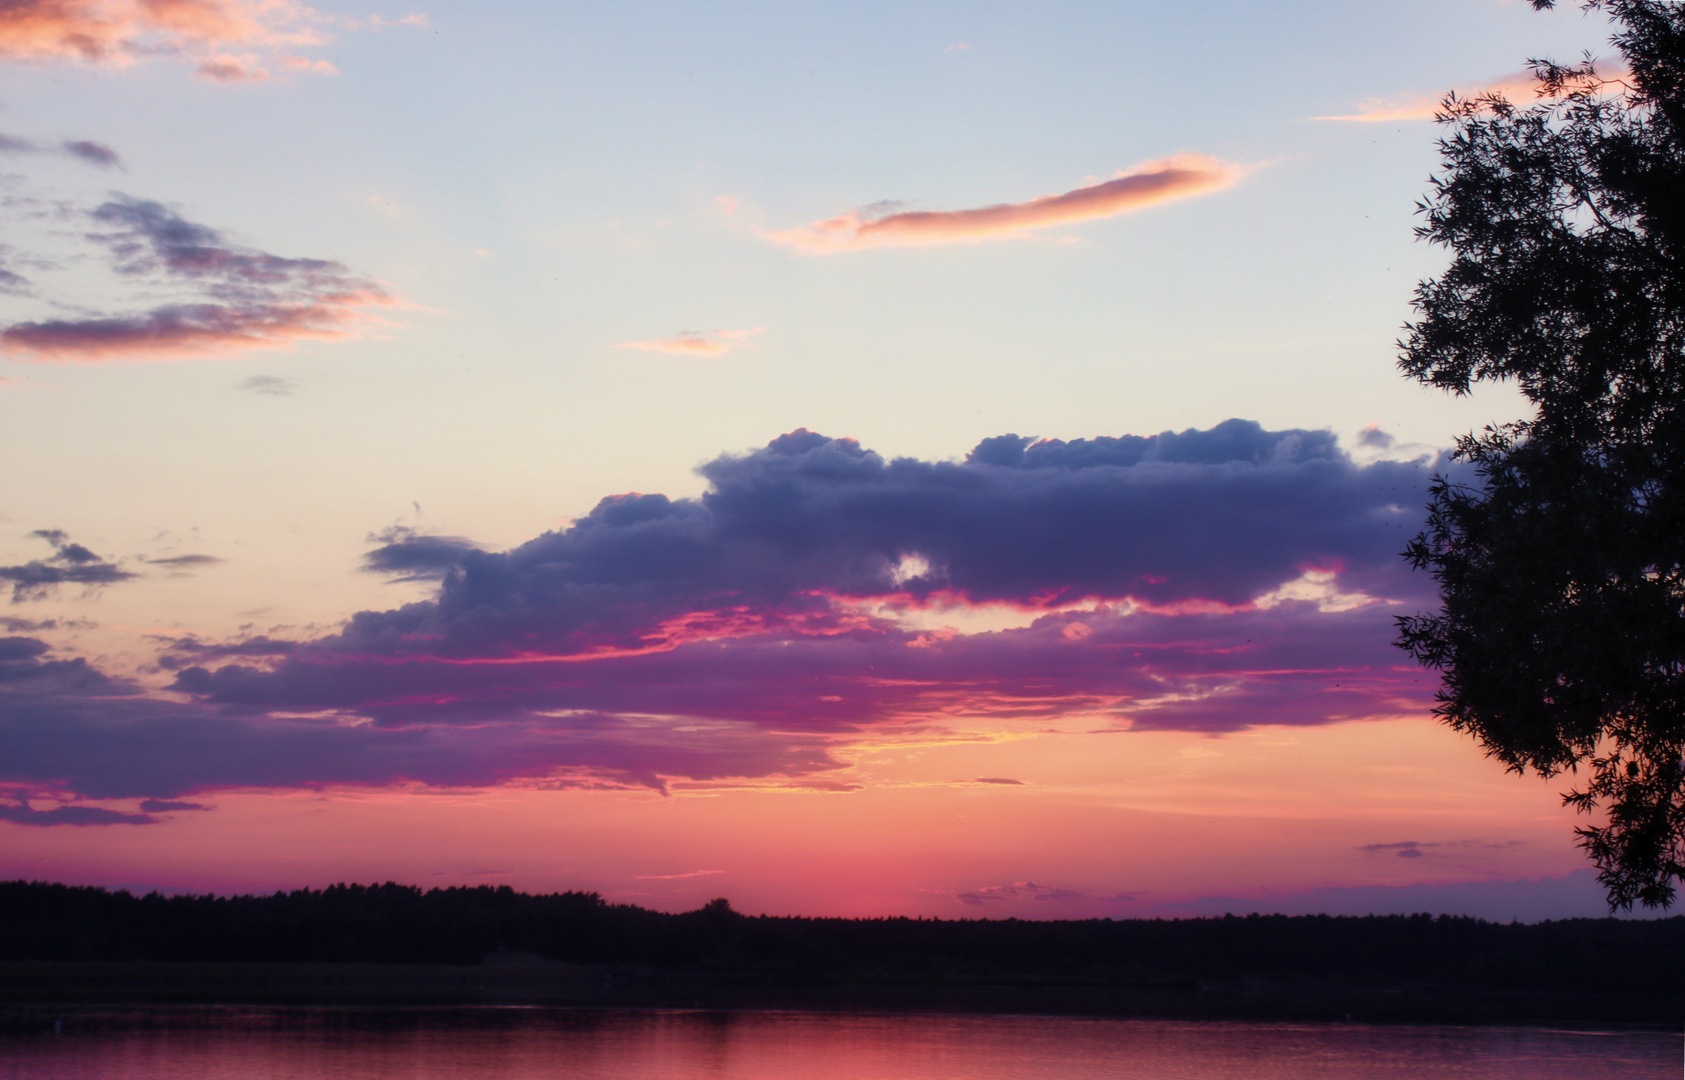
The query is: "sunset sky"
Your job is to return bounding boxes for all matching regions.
[0,0,1641,920]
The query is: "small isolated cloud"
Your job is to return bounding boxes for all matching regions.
[634,869,725,880]
[361,526,484,582]
[196,52,268,81]
[0,530,136,602]
[142,553,224,575]
[61,139,120,167]
[0,132,123,168]
[236,374,296,396]
[0,0,371,79]
[955,881,1088,906]
[762,155,1243,253]
[1361,841,1430,859]
[971,776,1024,785]
[615,327,764,358]
[1358,839,1520,860]
[0,195,396,362]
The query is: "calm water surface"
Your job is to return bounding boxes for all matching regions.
[1,1008,1677,1079]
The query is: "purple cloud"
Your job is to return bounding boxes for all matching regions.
[360,526,485,582]
[0,196,393,362]
[0,530,136,602]
[1,422,1448,819]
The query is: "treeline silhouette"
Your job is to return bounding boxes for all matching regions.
[4,881,1681,995]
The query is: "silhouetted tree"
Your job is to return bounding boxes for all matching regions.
[1397,0,1685,909]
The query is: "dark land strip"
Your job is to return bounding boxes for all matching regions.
[3,881,1681,1028]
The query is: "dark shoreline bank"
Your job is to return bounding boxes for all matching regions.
[7,881,1683,1029]
[2,960,1680,1030]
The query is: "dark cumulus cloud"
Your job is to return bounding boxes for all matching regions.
[0,196,393,362]
[3,422,1448,821]
[0,530,136,602]
[238,417,1433,663]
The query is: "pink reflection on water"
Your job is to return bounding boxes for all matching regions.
[2,1009,1677,1080]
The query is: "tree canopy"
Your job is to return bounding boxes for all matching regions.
[1397,0,1685,909]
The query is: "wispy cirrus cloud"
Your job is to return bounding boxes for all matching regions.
[615,327,764,358]
[0,195,397,362]
[762,154,1244,253]
[0,0,418,79]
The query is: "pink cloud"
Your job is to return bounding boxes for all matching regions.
[1315,62,1629,123]
[0,0,404,76]
[196,52,265,80]
[615,327,764,358]
[761,154,1244,253]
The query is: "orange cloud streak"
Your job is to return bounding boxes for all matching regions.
[1315,62,1629,123]
[762,154,1244,253]
[0,290,398,362]
[615,327,764,358]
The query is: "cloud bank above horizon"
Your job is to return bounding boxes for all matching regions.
[0,420,1446,822]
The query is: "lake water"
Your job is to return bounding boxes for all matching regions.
[0,1008,1677,1079]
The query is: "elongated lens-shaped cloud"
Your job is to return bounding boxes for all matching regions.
[616,327,763,358]
[763,155,1243,253]
[1315,63,1628,123]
